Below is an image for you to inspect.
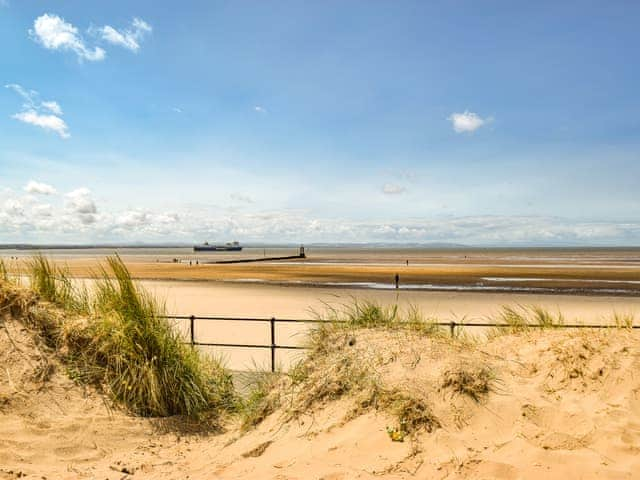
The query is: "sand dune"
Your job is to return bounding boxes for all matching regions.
[2,309,640,479]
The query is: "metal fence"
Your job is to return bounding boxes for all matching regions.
[162,315,640,373]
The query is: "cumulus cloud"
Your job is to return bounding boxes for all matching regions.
[65,187,97,223]
[6,84,70,138]
[2,182,640,245]
[40,100,62,115]
[32,204,53,217]
[113,210,179,233]
[382,183,406,195]
[30,13,105,62]
[24,180,57,195]
[12,111,70,138]
[116,210,150,228]
[448,110,489,133]
[2,198,23,216]
[2,197,640,245]
[96,17,152,52]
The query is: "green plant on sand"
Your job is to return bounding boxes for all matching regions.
[28,254,89,313]
[10,254,236,418]
[0,259,8,282]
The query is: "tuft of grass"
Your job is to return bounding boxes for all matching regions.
[11,254,237,419]
[290,349,372,417]
[350,384,439,439]
[611,312,634,329]
[78,255,236,417]
[239,370,281,431]
[379,388,440,435]
[530,305,564,328]
[0,281,38,321]
[314,299,400,329]
[28,255,89,313]
[440,362,495,402]
[311,299,445,340]
[0,259,8,282]
[252,302,447,431]
[491,305,564,335]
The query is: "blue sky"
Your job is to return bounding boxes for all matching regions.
[1,1,639,244]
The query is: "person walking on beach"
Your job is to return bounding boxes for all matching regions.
[395,273,400,289]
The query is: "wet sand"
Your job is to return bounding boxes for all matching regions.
[6,254,640,295]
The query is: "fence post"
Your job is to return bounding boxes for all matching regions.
[190,315,195,347]
[449,320,456,338]
[270,317,276,373]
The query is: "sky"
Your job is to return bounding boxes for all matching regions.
[1,1,639,245]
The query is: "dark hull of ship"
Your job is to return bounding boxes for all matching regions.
[193,246,243,252]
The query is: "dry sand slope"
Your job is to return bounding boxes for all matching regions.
[0,316,167,479]
[2,314,640,479]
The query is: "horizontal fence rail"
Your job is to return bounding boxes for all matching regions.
[160,315,640,372]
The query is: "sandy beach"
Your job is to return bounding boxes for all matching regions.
[141,280,640,370]
[3,247,640,370]
[5,4,640,477]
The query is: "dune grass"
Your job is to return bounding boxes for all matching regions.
[239,370,281,431]
[440,362,496,402]
[611,311,635,329]
[28,254,90,314]
[0,259,8,283]
[311,299,445,342]
[490,304,565,335]
[240,299,453,434]
[14,254,237,418]
[81,256,236,417]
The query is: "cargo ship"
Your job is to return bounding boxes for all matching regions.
[193,241,242,252]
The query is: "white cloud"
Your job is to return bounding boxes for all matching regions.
[172,107,183,114]
[2,198,23,216]
[254,106,267,114]
[66,188,96,213]
[448,110,489,133]
[32,204,53,217]
[24,180,57,195]
[65,188,97,223]
[382,183,406,195]
[116,210,150,228]
[2,189,640,245]
[6,84,70,138]
[30,13,105,62]
[12,110,70,138]
[97,17,152,52]
[5,83,38,109]
[113,210,179,232]
[41,100,62,115]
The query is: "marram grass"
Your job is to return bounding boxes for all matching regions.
[21,254,236,418]
[0,259,9,283]
[83,256,236,417]
[28,254,89,313]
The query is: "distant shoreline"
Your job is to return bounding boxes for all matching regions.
[3,244,640,251]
